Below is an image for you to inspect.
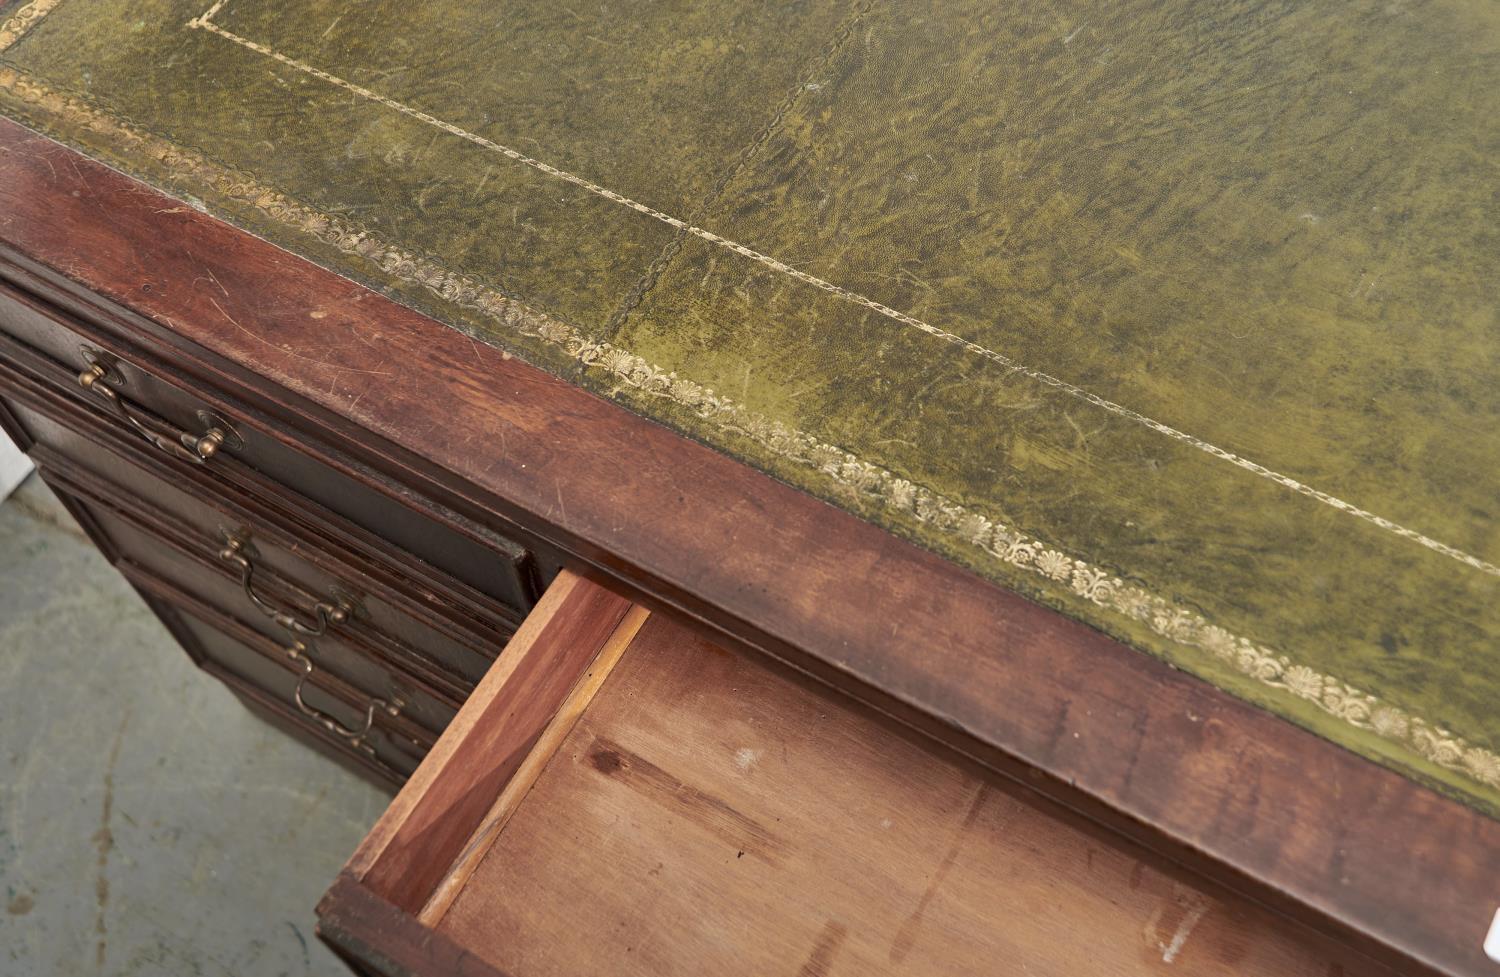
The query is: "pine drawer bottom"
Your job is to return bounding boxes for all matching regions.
[316,572,1375,977]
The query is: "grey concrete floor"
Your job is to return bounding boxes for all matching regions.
[0,474,391,977]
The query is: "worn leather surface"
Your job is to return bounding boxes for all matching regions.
[3,0,1497,813]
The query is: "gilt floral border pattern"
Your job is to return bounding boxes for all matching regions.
[0,2,1496,797]
[0,0,62,51]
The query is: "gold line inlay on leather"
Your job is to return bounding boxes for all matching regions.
[180,1,1500,582]
[0,1,1495,796]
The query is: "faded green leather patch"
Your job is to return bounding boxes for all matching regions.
[3,0,1498,813]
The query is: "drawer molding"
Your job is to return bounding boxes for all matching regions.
[0,345,526,648]
[0,311,543,619]
[129,560,433,767]
[39,454,474,714]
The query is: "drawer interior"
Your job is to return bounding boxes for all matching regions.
[319,573,1373,977]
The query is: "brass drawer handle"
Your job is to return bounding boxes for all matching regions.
[212,523,404,774]
[217,528,354,637]
[285,640,402,755]
[77,349,241,464]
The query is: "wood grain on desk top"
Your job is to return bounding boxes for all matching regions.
[1,0,1497,816]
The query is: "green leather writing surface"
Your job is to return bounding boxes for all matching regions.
[3,0,1497,813]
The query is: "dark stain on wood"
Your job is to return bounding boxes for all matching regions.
[796,921,849,977]
[1210,910,1252,968]
[889,783,988,964]
[588,747,623,777]
[584,735,785,863]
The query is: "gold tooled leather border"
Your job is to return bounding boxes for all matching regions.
[1,0,1496,798]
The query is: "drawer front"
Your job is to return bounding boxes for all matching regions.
[2,389,508,689]
[0,281,541,615]
[145,592,422,785]
[45,469,462,742]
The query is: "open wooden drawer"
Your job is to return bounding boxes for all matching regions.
[316,572,1385,977]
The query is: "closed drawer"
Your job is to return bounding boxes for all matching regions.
[0,281,542,615]
[1,385,509,690]
[317,574,1368,977]
[43,465,465,743]
[139,586,423,786]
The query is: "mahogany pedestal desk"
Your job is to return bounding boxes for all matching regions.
[2,1,1498,974]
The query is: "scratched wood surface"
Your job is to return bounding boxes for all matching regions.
[435,615,1361,976]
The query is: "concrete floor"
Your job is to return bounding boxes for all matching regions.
[0,474,391,977]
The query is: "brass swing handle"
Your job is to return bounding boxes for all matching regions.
[77,351,239,464]
[284,641,402,756]
[217,529,354,638]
